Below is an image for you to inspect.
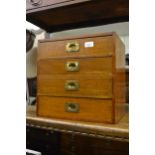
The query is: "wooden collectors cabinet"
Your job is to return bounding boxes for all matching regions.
[37,32,126,123]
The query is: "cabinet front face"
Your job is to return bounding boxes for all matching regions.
[37,96,113,123]
[37,33,126,123]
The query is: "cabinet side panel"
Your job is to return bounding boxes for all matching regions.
[113,34,126,123]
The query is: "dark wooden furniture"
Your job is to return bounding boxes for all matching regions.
[26,0,129,32]
[27,126,60,155]
[27,105,129,155]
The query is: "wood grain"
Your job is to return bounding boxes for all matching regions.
[38,36,114,60]
[37,73,113,98]
[113,34,126,122]
[37,96,113,123]
[26,0,129,32]
[60,133,128,155]
[26,105,128,155]
[27,105,129,140]
[38,57,113,75]
[37,33,126,123]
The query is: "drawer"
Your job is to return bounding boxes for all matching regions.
[38,57,113,75]
[26,0,70,10]
[37,96,113,123]
[37,74,113,98]
[38,36,114,60]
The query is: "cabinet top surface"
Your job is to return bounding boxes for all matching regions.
[38,32,116,43]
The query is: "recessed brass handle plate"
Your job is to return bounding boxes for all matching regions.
[65,103,79,113]
[66,42,80,53]
[64,80,79,91]
[65,61,80,72]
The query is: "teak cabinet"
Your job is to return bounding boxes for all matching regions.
[37,32,126,123]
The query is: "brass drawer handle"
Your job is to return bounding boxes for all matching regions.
[66,42,80,52]
[65,61,80,72]
[65,103,79,113]
[65,80,79,91]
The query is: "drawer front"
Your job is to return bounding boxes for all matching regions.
[38,57,113,75]
[38,36,114,60]
[37,96,113,123]
[37,74,113,98]
[26,0,70,10]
